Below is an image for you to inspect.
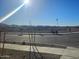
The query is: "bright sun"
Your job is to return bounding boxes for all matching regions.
[24,0,30,5]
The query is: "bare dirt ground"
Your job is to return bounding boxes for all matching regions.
[1,32,79,48]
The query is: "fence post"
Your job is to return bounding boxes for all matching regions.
[1,32,6,56]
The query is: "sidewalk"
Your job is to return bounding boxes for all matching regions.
[0,43,79,59]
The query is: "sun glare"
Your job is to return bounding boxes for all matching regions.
[24,0,30,5]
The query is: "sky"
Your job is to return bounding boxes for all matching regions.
[0,0,79,26]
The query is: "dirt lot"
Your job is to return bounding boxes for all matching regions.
[1,32,79,48]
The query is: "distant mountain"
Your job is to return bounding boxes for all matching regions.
[0,23,8,27]
[0,23,79,33]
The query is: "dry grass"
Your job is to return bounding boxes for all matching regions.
[0,48,61,59]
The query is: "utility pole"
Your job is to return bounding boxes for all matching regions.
[56,18,59,34]
[56,18,59,26]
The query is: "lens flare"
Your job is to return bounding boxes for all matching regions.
[0,3,25,23]
[0,0,30,23]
